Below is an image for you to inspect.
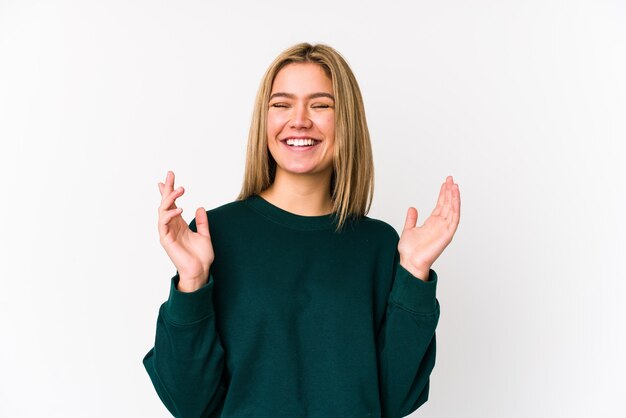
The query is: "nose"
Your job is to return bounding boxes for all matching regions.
[290,104,312,129]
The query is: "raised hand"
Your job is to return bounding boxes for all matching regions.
[157,171,214,292]
[398,176,461,281]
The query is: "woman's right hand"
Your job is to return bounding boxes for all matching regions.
[158,170,214,292]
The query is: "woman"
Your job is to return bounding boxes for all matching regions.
[144,43,460,418]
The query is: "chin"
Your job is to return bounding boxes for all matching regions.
[284,168,319,175]
[277,163,327,176]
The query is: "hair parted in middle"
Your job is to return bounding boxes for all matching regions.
[236,42,374,233]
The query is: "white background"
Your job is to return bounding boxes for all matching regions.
[1,0,625,417]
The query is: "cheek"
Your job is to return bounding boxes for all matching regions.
[320,116,335,141]
[266,119,277,138]
[267,112,288,137]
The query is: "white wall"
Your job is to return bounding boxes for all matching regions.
[1,0,624,416]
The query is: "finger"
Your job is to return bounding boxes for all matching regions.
[403,207,418,232]
[450,183,461,227]
[431,181,447,217]
[158,182,164,196]
[158,207,183,230]
[159,186,184,212]
[441,179,453,219]
[195,207,211,238]
[164,170,175,195]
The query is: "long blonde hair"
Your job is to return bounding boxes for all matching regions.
[236,43,374,233]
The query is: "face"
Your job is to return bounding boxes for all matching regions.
[266,62,335,180]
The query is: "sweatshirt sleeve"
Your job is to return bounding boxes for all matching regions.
[143,272,227,417]
[376,248,440,418]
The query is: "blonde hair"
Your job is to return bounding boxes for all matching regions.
[236,43,374,233]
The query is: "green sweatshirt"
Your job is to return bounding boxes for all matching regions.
[143,194,439,418]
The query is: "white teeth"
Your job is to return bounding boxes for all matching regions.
[286,138,316,147]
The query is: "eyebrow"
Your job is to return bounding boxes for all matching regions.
[269,92,335,101]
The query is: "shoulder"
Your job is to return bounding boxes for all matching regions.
[352,215,400,244]
[345,216,400,266]
[207,198,249,218]
[188,198,250,232]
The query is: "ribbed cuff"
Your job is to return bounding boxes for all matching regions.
[389,264,438,314]
[162,273,215,325]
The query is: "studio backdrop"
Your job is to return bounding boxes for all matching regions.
[1,0,624,417]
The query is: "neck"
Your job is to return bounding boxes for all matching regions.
[259,169,333,216]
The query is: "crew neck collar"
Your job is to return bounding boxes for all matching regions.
[244,194,338,231]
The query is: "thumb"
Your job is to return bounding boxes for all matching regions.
[195,207,211,237]
[403,207,418,232]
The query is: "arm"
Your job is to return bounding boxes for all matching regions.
[143,272,227,418]
[376,175,459,416]
[376,252,439,418]
[148,171,226,416]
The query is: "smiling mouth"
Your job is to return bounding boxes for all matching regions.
[281,138,322,148]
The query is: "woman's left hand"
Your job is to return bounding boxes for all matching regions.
[398,176,461,281]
